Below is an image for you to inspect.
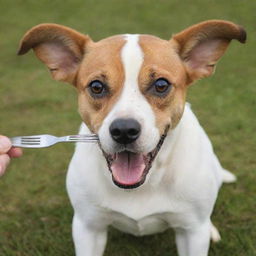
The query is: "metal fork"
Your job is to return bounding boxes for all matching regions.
[10,134,99,148]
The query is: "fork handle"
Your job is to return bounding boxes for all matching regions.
[58,135,98,142]
[58,136,70,142]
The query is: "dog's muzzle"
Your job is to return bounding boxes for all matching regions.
[99,122,169,189]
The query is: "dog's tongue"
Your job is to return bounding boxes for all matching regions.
[111,151,145,186]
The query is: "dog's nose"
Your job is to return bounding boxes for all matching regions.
[109,118,141,144]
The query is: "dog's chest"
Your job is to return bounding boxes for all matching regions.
[110,211,170,236]
[102,189,190,236]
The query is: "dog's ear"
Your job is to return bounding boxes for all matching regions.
[18,23,92,84]
[171,20,246,84]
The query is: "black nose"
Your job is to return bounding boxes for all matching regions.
[109,118,141,144]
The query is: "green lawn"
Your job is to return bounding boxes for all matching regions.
[0,0,255,255]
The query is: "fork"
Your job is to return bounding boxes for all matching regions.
[10,134,99,148]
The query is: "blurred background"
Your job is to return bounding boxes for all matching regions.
[0,0,255,255]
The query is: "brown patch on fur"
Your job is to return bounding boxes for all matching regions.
[138,20,246,134]
[18,23,92,83]
[18,20,246,136]
[76,36,126,132]
[18,23,126,133]
[172,20,246,83]
[139,35,188,133]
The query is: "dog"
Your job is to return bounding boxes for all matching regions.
[18,20,246,256]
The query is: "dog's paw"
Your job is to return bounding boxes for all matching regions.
[222,169,237,183]
[210,224,221,243]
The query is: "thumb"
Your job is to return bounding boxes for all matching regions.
[0,136,12,154]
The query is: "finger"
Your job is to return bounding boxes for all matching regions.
[0,135,12,154]
[0,154,11,177]
[8,147,23,158]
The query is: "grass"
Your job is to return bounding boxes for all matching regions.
[0,0,255,255]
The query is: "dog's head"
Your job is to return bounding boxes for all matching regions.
[18,20,246,189]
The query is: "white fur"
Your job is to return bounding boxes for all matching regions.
[66,102,233,256]
[98,34,160,155]
[66,35,235,256]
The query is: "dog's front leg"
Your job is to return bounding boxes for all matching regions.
[72,214,107,256]
[175,221,211,256]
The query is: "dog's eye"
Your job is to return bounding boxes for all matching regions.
[89,80,104,94]
[88,80,107,98]
[151,78,172,97]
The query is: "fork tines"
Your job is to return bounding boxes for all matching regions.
[21,137,41,145]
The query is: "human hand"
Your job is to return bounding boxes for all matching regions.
[0,135,23,176]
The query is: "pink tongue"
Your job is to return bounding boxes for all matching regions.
[111,151,145,186]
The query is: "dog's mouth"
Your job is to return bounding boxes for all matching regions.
[100,129,168,189]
